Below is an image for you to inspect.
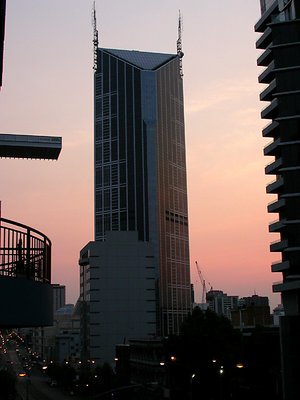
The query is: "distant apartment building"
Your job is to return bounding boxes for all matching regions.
[79,27,191,364]
[53,303,80,363]
[231,295,272,328]
[255,1,300,398]
[206,290,238,320]
[239,294,269,307]
[52,284,66,313]
[31,303,80,363]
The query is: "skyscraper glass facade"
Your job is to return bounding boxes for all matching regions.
[93,48,191,335]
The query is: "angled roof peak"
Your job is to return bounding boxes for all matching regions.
[100,48,177,71]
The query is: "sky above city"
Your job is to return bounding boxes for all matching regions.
[0,0,281,309]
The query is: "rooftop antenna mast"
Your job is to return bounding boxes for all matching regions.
[92,1,99,71]
[177,10,184,78]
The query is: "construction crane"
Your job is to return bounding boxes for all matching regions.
[195,261,212,304]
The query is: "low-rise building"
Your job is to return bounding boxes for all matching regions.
[206,290,238,320]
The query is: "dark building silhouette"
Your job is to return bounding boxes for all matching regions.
[231,295,272,328]
[255,1,300,398]
[0,217,53,327]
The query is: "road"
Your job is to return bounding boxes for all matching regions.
[0,332,83,400]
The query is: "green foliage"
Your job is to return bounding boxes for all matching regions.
[162,308,243,399]
[178,307,242,366]
[164,308,282,399]
[76,362,117,396]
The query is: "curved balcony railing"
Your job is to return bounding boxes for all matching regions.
[0,217,51,283]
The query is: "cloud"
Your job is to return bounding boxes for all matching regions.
[185,79,259,114]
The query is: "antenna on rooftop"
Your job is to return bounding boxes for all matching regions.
[177,10,184,78]
[92,1,99,71]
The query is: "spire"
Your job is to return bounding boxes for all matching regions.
[92,1,99,71]
[177,10,184,78]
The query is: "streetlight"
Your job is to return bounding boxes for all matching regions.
[219,366,224,400]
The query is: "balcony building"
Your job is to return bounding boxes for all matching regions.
[0,134,62,328]
[0,5,62,329]
[0,217,53,327]
[255,1,300,398]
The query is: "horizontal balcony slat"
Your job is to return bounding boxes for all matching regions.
[270,238,288,252]
[265,157,282,174]
[261,97,278,119]
[256,27,272,49]
[266,176,284,194]
[271,260,290,272]
[262,120,279,138]
[267,198,285,212]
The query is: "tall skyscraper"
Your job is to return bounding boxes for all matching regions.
[93,46,191,331]
[255,1,300,398]
[79,19,191,364]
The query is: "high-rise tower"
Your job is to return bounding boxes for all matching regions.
[79,19,191,364]
[255,1,300,398]
[93,46,191,330]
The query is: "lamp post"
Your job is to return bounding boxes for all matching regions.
[219,366,224,400]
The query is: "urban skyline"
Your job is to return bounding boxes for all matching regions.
[0,0,281,310]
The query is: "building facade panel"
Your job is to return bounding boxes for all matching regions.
[155,59,190,334]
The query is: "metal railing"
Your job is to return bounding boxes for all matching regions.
[0,217,51,283]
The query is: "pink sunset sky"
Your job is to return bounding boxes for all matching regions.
[0,0,281,309]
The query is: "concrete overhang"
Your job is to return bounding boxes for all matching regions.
[0,133,62,160]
